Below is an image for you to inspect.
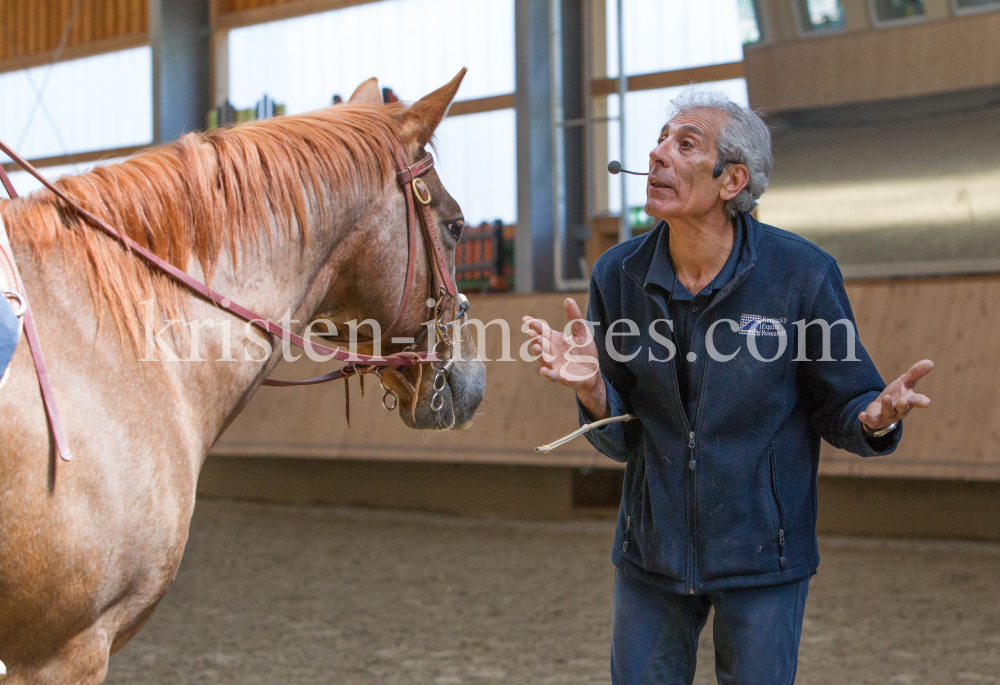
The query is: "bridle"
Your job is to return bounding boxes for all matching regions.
[260,136,470,418]
[0,130,468,463]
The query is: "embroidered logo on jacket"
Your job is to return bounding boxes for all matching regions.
[739,314,787,337]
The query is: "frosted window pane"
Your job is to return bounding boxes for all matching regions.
[432,109,516,226]
[739,0,762,44]
[228,0,514,114]
[0,48,152,164]
[797,0,846,32]
[608,79,750,215]
[606,0,744,78]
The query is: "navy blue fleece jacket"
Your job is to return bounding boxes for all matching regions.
[581,213,900,594]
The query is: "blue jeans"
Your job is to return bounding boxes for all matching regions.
[0,297,18,378]
[611,567,810,685]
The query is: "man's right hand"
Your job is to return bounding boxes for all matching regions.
[522,297,610,420]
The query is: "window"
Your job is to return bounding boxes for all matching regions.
[227,0,516,226]
[228,0,514,112]
[597,2,751,234]
[0,47,152,165]
[433,109,516,226]
[606,0,745,79]
[738,0,763,45]
[870,0,925,24]
[794,0,846,34]
[952,0,1000,14]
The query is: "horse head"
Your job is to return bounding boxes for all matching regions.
[309,71,486,430]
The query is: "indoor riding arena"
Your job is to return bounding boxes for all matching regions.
[1,1,999,684]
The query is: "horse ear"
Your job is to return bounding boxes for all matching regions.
[398,68,466,146]
[349,77,383,105]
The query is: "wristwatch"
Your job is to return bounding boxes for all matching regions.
[864,421,899,439]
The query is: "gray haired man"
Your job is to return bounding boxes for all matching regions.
[523,90,934,683]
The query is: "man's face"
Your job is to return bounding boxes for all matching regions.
[644,108,729,222]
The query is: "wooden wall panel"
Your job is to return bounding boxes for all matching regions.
[744,11,1000,112]
[0,0,147,73]
[214,276,1000,481]
[820,276,1000,480]
[212,0,380,31]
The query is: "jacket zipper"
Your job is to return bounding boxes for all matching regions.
[686,429,697,594]
[622,456,644,557]
[658,288,698,595]
[768,449,787,568]
[628,248,756,595]
[682,266,755,593]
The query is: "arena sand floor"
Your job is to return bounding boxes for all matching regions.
[104,500,1000,685]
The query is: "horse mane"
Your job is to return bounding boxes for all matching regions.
[0,102,405,344]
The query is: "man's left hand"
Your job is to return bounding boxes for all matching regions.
[859,359,934,431]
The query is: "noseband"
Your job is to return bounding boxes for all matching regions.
[0,132,468,462]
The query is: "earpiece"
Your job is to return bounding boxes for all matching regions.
[713,160,732,179]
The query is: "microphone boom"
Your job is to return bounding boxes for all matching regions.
[607,160,648,176]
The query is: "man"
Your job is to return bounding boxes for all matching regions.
[522,90,933,684]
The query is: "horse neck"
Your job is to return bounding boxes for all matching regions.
[9,174,401,464]
[163,182,399,447]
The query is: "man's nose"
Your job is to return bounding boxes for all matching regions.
[649,141,670,168]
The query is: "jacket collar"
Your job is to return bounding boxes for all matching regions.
[622,212,760,295]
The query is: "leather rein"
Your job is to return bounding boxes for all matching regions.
[0,133,466,462]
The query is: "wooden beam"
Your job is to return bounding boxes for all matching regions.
[1,144,148,173]
[210,28,229,109]
[447,93,515,117]
[0,31,148,75]
[213,0,382,31]
[591,61,745,96]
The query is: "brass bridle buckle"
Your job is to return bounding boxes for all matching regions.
[412,178,432,205]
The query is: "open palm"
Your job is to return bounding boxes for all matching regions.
[522,298,601,392]
[859,359,934,431]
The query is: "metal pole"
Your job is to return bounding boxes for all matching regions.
[616,0,630,244]
[550,0,590,292]
[583,0,595,226]
[550,0,567,288]
[514,0,555,292]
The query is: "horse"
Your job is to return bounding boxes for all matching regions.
[0,70,485,684]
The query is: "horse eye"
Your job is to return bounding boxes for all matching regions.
[447,222,464,241]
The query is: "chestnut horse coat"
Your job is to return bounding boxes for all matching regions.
[0,72,484,684]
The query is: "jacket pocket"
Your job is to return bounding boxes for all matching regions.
[768,447,787,569]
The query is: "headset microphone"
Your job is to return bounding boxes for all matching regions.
[609,159,736,179]
[607,160,648,176]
